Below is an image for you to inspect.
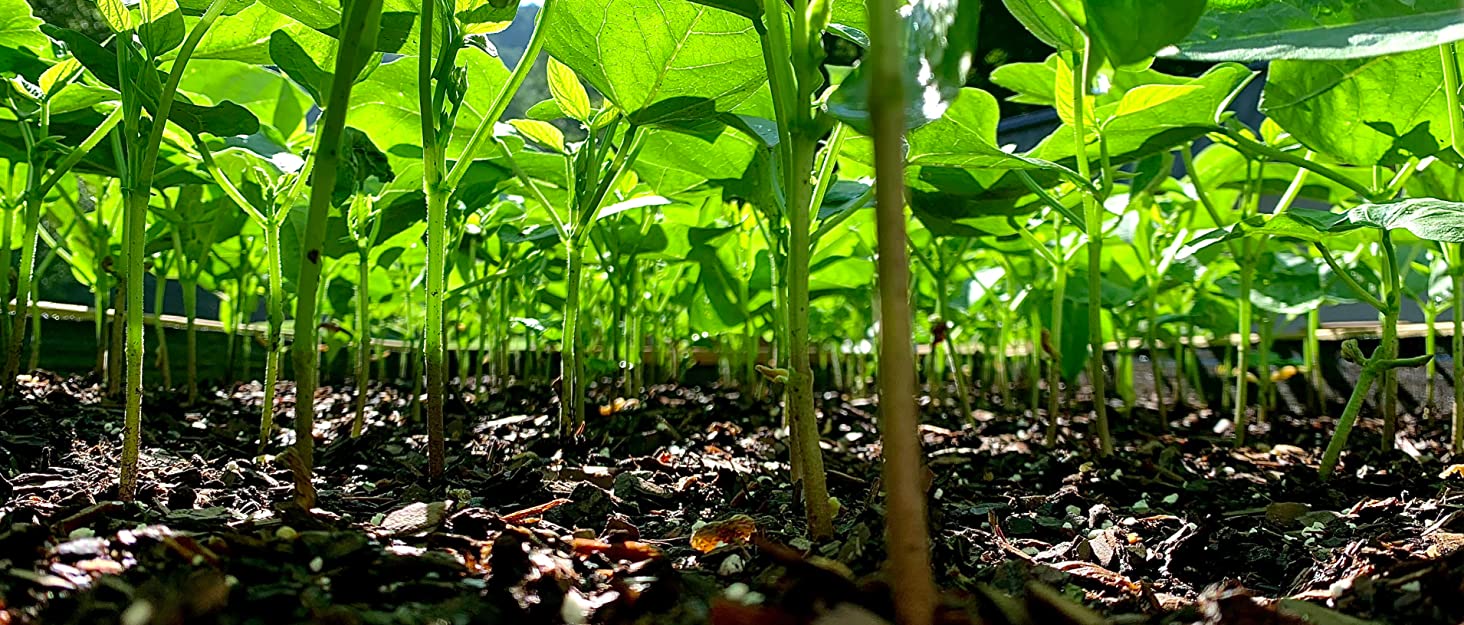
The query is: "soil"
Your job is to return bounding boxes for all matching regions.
[2,368,1463,625]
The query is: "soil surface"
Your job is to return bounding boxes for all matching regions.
[2,370,1462,624]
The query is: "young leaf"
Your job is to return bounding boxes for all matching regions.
[1111,84,1202,119]
[509,119,567,153]
[547,57,591,122]
[1168,0,1464,62]
[1053,52,1096,130]
[38,59,81,97]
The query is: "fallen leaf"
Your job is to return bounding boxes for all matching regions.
[691,515,758,553]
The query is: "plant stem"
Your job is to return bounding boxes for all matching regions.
[116,0,227,500]
[1425,305,1437,412]
[1454,243,1464,452]
[291,0,382,503]
[352,237,371,438]
[259,222,282,450]
[419,0,449,478]
[1307,308,1322,412]
[1046,264,1067,446]
[1379,231,1401,449]
[868,0,935,617]
[1070,41,1111,456]
[1319,363,1378,480]
[563,238,584,433]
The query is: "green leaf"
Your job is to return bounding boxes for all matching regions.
[509,119,566,153]
[139,0,187,57]
[98,0,134,33]
[192,3,311,64]
[1111,84,1202,118]
[1083,0,1204,66]
[347,50,510,169]
[38,59,81,97]
[826,0,981,131]
[1346,199,1464,243]
[1261,49,1452,167]
[1170,0,1464,62]
[546,56,591,122]
[268,30,333,105]
[545,0,766,127]
[1031,62,1254,172]
[458,0,520,33]
[0,0,47,52]
[907,88,1063,171]
[1001,0,1081,51]
[180,59,311,138]
[42,25,262,137]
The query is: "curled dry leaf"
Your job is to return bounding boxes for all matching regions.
[691,514,758,553]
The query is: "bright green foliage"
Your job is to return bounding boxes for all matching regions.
[1263,49,1453,167]
[544,0,766,126]
[1173,0,1464,62]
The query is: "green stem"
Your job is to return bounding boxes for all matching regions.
[443,0,558,190]
[1218,125,1383,201]
[420,0,448,478]
[1379,231,1401,449]
[291,0,382,500]
[117,0,228,500]
[563,239,584,432]
[1071,41,1111,456]
[1454,243,1464,452]
[1319,364,1378,480]
[352,238,370,438]
[1307,308,1322,412]
[1425,305,1437,412]
[259,222,283,451]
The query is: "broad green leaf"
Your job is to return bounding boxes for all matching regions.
[907,88,1062,171]
[0,0,47,52]
[1170,0,1464,62]
[546,57,591,122]
[258,0,417,54]
[545,0,766,127]
[1346,199,1464,243]
[1261,49,1451,167]
[348,50,511,169]
[1002,0,1080,51]
[191,3,310,63]
[1083,0,1204,66]
[826,0,981,131]
[634,123,759,196]
[509,119,566,153]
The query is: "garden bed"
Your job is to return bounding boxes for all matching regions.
[2,368,1461,624]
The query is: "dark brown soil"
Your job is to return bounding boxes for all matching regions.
[2,369,1462,625]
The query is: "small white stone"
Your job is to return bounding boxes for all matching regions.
[718,554,745,576]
